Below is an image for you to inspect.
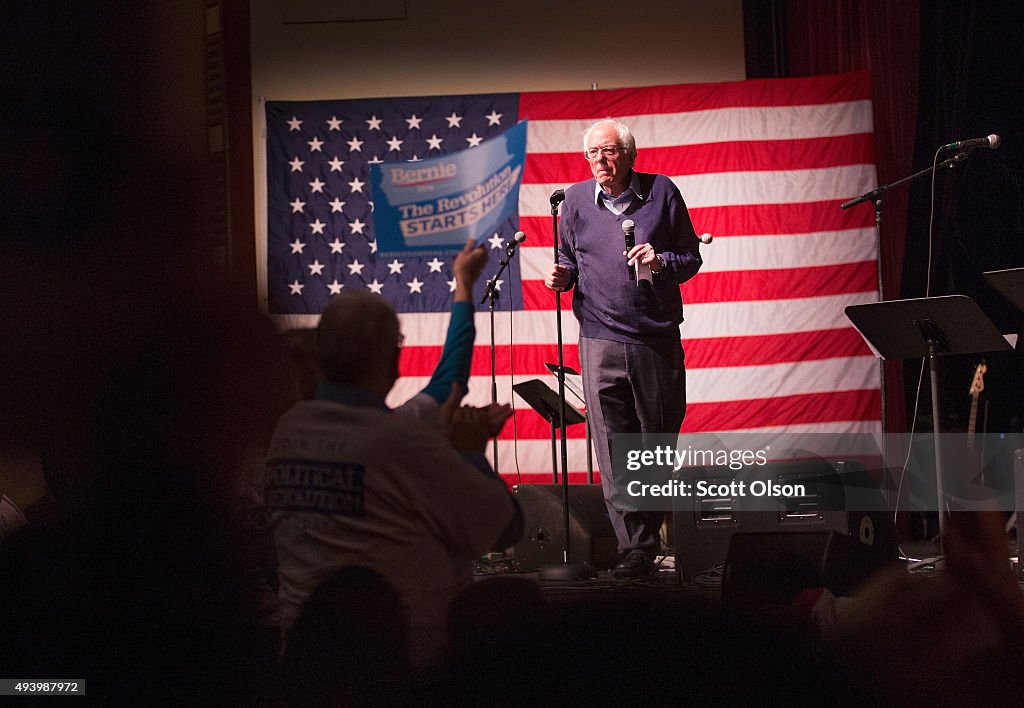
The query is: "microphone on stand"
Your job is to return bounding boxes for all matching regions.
[622,219,636,281]
[943,134,1001,151]
[481,232,527,304]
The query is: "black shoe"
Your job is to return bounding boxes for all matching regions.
[612,550,655,581]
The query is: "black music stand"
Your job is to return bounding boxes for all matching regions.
[984,268,1024,313]
[544,363,595,483]
[984,268,1024,350]
[845,295,1011,550]
[512,379,586,483]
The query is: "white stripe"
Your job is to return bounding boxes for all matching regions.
[407,415,882,479]
[699,420,882,436]
[386,375,582,409]
[691,356,878,404]
[390,310,578,346]
[487,439,596,478]
[387,354,877,410]
[622,430,885,462]
[488,421,884,477]
[272,314,321,330]
[272,310,582,341]
[516,227,877,278]
[273,291,877,341]
[673,166,878,210]
[524,101,874,153]
[682,229,877,273]
[519,164,878,215]
[681,292,879,338]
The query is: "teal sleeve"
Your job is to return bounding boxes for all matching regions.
[420,300,475,404]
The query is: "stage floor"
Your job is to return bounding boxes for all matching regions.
[479,536,1022,601]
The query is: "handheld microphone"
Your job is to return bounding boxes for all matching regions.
[698,233,713,245]
[622,219,636,281]
[944,134,1001,151]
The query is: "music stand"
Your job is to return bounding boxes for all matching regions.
[984,268,1024,313]
[543,363,585,407]
[845,295,1011,549]
[512,379,586,483]
[984,268,1024,350]
[544,363,595,483]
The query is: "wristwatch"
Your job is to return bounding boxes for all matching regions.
[653,255,665,274]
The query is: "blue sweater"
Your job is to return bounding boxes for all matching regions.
[557,172,703,343]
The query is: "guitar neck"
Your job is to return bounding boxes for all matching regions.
[968,393,979,439]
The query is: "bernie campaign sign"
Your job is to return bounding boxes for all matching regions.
[370,120,527,255]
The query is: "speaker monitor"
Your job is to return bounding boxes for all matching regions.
[512,484,618,570]
[722,530,848,607]
[672,459,897,587]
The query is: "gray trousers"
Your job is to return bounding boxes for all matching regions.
[579,335,686,556]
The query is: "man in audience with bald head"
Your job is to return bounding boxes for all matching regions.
[267,279,521,668]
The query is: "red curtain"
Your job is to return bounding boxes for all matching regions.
[787,0,920,434]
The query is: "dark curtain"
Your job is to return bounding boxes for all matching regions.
[745,0,920,433]
[787,0,919,304]
[906,2,1024,433]
[746,0,1024,432]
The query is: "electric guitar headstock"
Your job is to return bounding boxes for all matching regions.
[968,361,987,398]
[967,361,987,440]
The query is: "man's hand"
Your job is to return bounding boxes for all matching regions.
[453,238,488,302]
[544,263,572,291]
[626,243,661,272]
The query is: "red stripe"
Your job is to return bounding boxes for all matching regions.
[500,408,588,440]
[518,201,875,249]
[520,261,877,306]
[684,261,878,303]
[501,474,601,488]
[688,201,876,236]
[398,329,872,377]
[399,344,582,378]
[524,134,875,184]
[503,388,879,439]
[518,216,565,248]
[683,329,872,368]
[518,71,871,119]
[681,389,881,432]
[521,281,563,310]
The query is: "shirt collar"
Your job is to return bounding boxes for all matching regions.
[593,171,643,205]
[315,381,391,412]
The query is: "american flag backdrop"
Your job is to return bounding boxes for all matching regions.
[262,71,881,485]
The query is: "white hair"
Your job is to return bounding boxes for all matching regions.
[582,119,637,158]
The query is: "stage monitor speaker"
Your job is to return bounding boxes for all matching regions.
[512,484,618,570]
[672,459,897,585]
[722,531,848,607]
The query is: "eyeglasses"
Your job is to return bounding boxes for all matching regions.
[584,145,626,160]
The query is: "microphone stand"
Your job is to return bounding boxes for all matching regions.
[481,234,525,473]
[841,150,967,506]
[539,189,596,582]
